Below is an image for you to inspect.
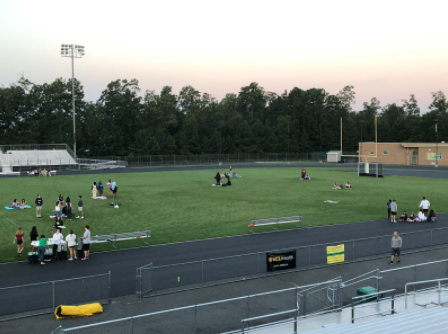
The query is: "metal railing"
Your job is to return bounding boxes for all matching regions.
[351,289,396,323]
[53,278,342,334]
[405,278,448,309]
[0,272,111,322]
[0,144,72,152]
[138,226,448,297]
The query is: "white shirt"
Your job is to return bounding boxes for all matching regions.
[65,234,77,247]
[55,205,61,212]
[418,211,426,221]
[52,232,63,245]
[420,200,430,209]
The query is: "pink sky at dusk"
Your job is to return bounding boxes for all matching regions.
[1,0,447,111]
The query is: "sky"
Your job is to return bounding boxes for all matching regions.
[1,0,447,112]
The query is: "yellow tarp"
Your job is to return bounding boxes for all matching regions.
[54,303,103,320]
[327,244,345,264]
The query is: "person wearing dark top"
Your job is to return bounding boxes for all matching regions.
[77,196,84,219]
[54,216,64,229]
[428,210,436,221]
[98,181,104,196]
[58,194,64,206]
[301,168,306,180]
[387,200,392,219]
[66,197,73,220]
[399,211,408,222]
[34,195,44,218]
[214,172,221,185]
[221,177,232,187]
[30,226,39,251]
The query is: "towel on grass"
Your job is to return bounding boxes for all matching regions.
[95,196,107,200]
[324,200,339,204]
[4,205,32,210]
[49,214,67,218]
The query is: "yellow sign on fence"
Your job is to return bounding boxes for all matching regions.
[327,244,345,264]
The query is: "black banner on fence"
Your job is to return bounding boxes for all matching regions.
[267,251,296,272]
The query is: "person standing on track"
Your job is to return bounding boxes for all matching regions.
[390,199,398,223]
[35,194,43,218]
[389,231,402,264]
[386,199,392,219]
[419,197,430,216]
[81,225,91,261]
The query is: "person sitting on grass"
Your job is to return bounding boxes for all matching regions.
[221,177,232,187]
[55,201,63,217]
[333,182,341,190]
[399,211,408,222]
[12,199,19,208]
[21,198,26,209]
[345,182,351,189]
[54,215,63,229]
[428,210,437,221]
[301,168,306,180]
[304,174,311,180]
[28,170,34,176]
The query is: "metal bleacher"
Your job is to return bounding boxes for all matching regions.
[304,306,448,334]
[1,150,75,167]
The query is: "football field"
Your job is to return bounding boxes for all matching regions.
[0,167,445,263]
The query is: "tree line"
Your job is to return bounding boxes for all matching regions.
[0,77,446,157]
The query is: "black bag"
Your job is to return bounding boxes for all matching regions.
[57,251,67,260]
[77,248,84,258]
[28,254,38,263]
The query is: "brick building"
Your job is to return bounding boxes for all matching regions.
[359,142,448,166]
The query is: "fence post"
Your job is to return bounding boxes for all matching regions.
[257,252,260,277]
[52,281,55,309]
[352,241,355,261]
[413,266,417,292]
[308,246,311,270]
[431,229,433,249]
[130,317,134,334]
[108,271,112,304]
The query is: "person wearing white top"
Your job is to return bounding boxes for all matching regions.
[419,197,430,215]
[65,229,77,261]
[417,210,426,222]
[52,229,63,259]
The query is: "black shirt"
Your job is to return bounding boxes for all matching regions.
[35,198,43,206]
[30,232,38,241]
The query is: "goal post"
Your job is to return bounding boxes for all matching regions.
[358,162,384,178]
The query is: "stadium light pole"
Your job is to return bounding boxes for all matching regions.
[61,44,85,157]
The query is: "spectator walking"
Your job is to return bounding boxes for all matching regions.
[52,228,63,259]
[98,181,104,196]
[92,182,97,199]
[389,231,402,264]
[390,199,397,223]
[81,225,91,261]
[386,199,392,219]
[35,194,43,218]
[30,226,39,252]
[38,234,48,265]
[419,197,430,216]
[13,227,25,257]
[76,196,84,219]
[66,230,77,261]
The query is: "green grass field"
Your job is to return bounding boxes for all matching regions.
[0,168,445,263]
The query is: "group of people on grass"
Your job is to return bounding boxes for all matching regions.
[54,194,84,222]
[28,168,51,177]
[387,197,436,223]
[300,168,311,180]
[92,180,117,199]
[14,225,92,264]
[332,181,351,189]
[214,166,241,186]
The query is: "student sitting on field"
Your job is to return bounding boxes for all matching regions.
[428,210,437,222]
[221,177,232,187]
[304,174,311,180]
[345,182,351,189]
[21,199,26,209]
[11,199,19,208]
[399,211,407,222]
[417,210,426,222]
[333,182,341,190]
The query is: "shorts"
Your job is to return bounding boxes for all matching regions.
[78,207,83,211]
[17,240,23,245]
[82,244,90,251]
[36,206,42,210]
[391,211,397,215]
[69,245,76,249]
[391,247,400,256]
[423,209,429,214]
[112,187,117,193]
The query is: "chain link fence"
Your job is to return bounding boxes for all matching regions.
[54,279,342,334]
[82,152,359,167]
[138,226,448,297]
[0,272,111,322]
